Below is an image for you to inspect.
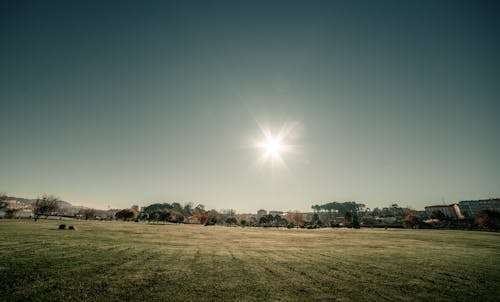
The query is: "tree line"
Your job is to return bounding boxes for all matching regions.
[1,194,499,230]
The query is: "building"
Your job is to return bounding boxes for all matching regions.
[459,198,500,218]
[416,210,428,219]
[425,204,464,220]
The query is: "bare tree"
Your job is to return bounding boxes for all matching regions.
[0,194,19,218]
[34,195,61,220]
[79,208,96,220]
[286,211,305,228]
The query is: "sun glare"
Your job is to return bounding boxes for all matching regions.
[252,120,302,168]
[263,136,283,157]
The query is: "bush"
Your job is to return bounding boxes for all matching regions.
[58,224,66,230]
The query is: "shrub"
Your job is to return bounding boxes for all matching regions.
[58,224,66,230]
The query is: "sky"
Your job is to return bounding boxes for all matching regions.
[1,0,499,212]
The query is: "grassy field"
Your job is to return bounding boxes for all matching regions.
[0,220,499,301]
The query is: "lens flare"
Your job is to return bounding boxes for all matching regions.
[252,120,302,169]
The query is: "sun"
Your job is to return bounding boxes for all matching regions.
[256,133,286,166]
[262,136,283,157]
[250,119,302,168]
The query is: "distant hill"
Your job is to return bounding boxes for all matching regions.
[4,196,78,212]
[3,196,36,204]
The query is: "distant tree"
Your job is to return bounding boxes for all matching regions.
[171,202,183,214]
[148,210,160,223]
[194,204,206,215]
[311,213,319,225]
[142,203,173,215]
[476,209,500,229]
[352,213,360,229]
[257,209,267,219]
[207,209,220,225]
[115,208,139,221]
[0,194,18,218]
[175,214,184,223]
[183,202,194,216]
[79,208,96,220]
[225,217,237,226]
[391,203,399,217]
[205,216,217,226]
[0,193,8,208]
[403,214,423,229]
[33,195,61,220]
[222,209,236,217]
[311,204,321,213]
[312,201,365,225]
[344,211,352,227]
[139,212,148,221]
[257,214,276,226]
[274,215,288,227]
[158,209,171,223]
[286,211,305,228]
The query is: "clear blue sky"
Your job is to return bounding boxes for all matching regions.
[1,0,499,212]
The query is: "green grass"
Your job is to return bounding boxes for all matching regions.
[1,220,499,301]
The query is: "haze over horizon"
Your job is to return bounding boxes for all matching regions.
[1,1,499,213]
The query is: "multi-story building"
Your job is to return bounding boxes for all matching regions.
[425,204,464,220]
[458,198,500,218]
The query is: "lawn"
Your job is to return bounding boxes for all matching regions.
[0,220,499,301]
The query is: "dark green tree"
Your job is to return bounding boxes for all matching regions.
[115,208,139,221]
[344,211,352,227]
[476,209,500,229]
[352,213,360,229]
